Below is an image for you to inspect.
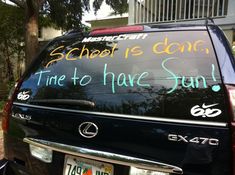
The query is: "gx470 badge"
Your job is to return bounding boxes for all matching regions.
[168,134,219,146]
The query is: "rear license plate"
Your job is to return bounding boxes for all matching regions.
[63,155,114,175]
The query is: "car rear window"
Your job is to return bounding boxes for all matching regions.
[16,30,226,122]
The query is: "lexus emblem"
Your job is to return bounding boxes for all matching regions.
[78,122,98,138]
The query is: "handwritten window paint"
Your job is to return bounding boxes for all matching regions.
[161,57,220,94]
[45,44,117,68]
[103,63,150,93]
[17,30,225,121]
[45,37,209,67]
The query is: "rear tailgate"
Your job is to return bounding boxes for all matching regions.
[9,28,232,174]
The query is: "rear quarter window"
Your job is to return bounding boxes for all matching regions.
[16,30,227,122]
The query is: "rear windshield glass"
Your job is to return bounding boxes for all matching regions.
[16,30,226,121]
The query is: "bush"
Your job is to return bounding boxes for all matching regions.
[0,100,5,111]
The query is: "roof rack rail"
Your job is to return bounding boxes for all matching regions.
[64,29,83,35]
[205,17,215,26]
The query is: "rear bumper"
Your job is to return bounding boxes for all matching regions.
[24,137,183,174]
[3,134,183,175]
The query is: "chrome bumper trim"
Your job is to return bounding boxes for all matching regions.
[23,137,183,174]
[14,102,227,127]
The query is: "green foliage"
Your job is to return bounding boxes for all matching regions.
[0,100,5,111]
[39,15,59,29]
[0,1,25,82]
[93,0,128,15]
[42,0,90,31]
[5,0,127,36]
[0,2,24,43]
[41,0,127,31]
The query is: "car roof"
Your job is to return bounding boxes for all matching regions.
[54,23,216,42]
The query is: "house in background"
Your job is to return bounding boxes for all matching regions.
[128,0,235,46]
[38,27,63,41]
[86,15,128,30]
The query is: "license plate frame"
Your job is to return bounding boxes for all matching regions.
[63,155,114,175]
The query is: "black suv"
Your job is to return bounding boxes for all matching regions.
[1,23,235,175]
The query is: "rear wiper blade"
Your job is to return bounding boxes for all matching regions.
[30,99,95,107]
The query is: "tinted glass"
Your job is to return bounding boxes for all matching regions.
[16,30,226,121]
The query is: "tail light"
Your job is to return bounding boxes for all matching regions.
[2,80,22,132]
[226,85,235,174]
[90,25,144,35]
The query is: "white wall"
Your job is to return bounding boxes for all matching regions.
[40,27,62,41]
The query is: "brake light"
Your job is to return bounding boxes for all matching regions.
[226,85,235,174]
[90,25,144,35]
[2,80,22,132]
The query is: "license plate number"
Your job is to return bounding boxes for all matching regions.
[63,155,114,175]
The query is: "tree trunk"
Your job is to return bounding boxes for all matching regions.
[17,48,23,79]
[25,0,39,67]
[3,40,14,82]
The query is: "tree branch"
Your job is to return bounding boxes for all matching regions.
[9,0,25,8]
